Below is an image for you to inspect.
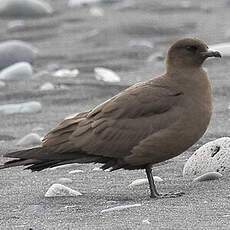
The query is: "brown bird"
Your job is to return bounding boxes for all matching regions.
[0,38,221,198]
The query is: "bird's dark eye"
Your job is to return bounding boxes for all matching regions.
[185,46,198,52]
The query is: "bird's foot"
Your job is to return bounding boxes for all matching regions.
[150,191,185,199]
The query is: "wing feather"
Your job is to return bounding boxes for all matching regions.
[42,78,183,160]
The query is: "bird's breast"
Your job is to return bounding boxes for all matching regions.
[167,82,213,156]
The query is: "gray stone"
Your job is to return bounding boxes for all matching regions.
[0,40,37,70]
[0,0,53,18]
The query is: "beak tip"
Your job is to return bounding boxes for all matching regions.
[214,51,222,58]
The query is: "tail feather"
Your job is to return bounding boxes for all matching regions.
[25,160,63,171]
[0,158,41,169]
[4,147,47,159]
[0,147,113,171]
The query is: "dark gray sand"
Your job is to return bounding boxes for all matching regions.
[0,0,230,229]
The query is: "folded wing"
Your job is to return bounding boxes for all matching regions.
[43,79,183,160]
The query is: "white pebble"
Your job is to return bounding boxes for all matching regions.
[183,137,230,179]
[0,101,42,115]
[193,172,222,182]
[52,69,79,78]
[40,82,55,91]
[49,163,80,170]
[0,40,37,70]
[0,62,33,81]
[89,7,104,17]
[0,0,53,18]
[45,184,82,197]
[56,178,73,184]
[69,170,84,174]
[129,177,163,187]
[0,80,6,88]
[94,67,120,83]
[101,204,141,213]
[92,167,103,171]
[17,133,41,147]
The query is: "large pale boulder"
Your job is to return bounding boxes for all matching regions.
[183,137,230,179]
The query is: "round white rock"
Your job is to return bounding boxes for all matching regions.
[183,137,230,179]
[0,62,33,81]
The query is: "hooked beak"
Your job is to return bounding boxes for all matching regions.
[201,50,222,58]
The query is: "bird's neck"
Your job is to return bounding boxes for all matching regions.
[165,66,211,96]
[166,66,207,84]
[166,64,203,74]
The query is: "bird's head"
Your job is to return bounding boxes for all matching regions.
[166,38,221,70]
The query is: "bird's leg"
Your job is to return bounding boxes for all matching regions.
[145,165,185,199]
[145,165,160,198]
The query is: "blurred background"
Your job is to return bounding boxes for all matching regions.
[0,0,230,229]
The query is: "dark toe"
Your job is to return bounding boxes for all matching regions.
[150,191,185,199]
[160,191,185,198]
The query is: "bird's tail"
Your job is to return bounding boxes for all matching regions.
[0,147,111,171]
